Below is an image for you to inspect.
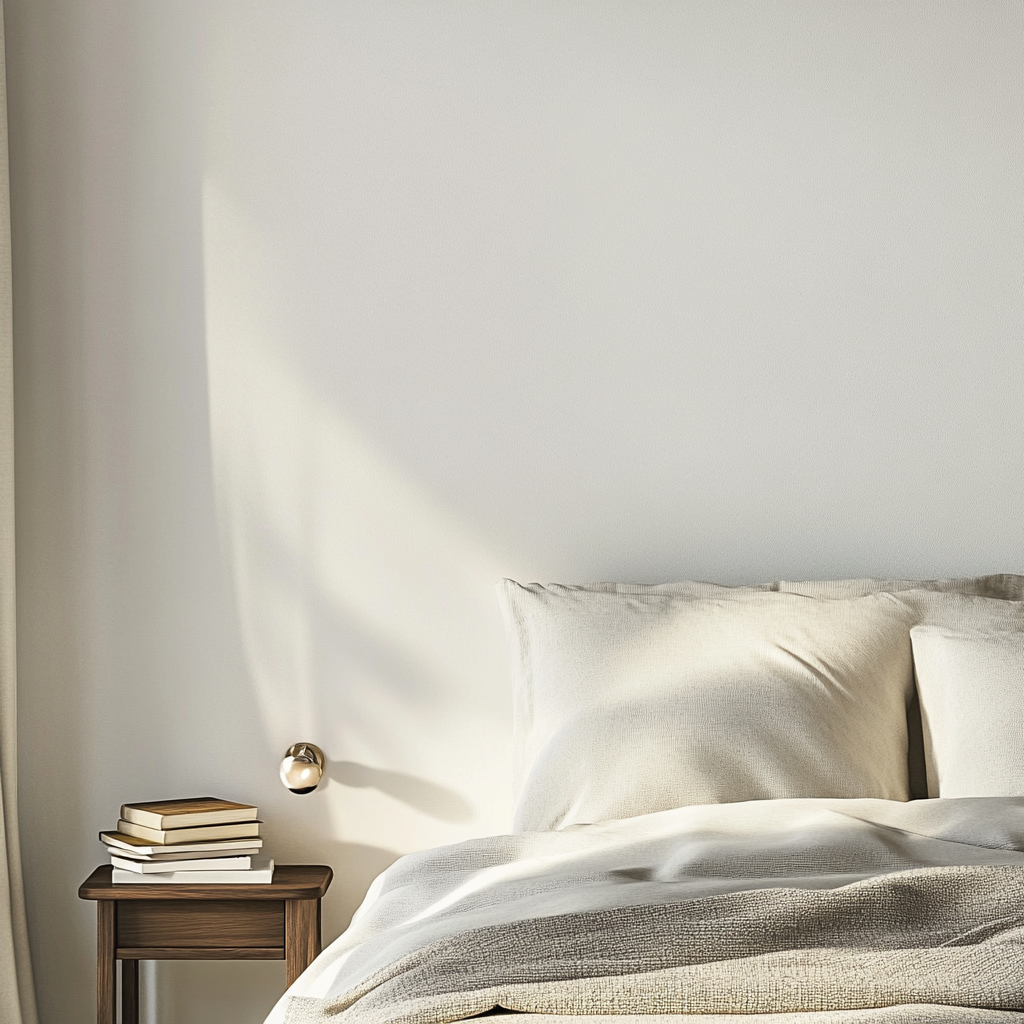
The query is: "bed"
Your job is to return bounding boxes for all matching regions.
[265,574,1024,1024]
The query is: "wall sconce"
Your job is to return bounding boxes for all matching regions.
[279,743,326,794]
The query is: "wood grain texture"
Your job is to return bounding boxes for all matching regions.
[286,899,320,987]
[80,863,332,900]
[80,864,331,1015]
[117,899,284,948]
[97,901,116,1024]
[121,959,139,1024]
[116,946,284,960]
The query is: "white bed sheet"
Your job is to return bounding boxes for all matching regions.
[265,796,1024,1023]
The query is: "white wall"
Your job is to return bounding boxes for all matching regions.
[6,2,1023,1021]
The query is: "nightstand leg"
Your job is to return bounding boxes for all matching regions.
[285,898,321,987]
[121,959,140,1024]
[97,901,116,1024]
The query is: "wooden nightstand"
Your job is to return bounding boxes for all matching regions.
[79,864,332,1024]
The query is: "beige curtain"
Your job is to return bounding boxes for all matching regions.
[0,3,39,1023]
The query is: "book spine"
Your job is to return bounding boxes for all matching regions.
[120,806,162,829]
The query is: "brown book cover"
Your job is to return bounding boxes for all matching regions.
[120,797,258,830]
[116,819,261,845]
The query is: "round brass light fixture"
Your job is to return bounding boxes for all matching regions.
[279,742,326,794]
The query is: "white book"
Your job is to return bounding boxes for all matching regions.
[110,854,252,874]
[111,847,262,863]
[101,830,263,856]
[111,857,274,884]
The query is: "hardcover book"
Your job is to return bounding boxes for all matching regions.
[120,797,258,830]
[109,846,261,863]
[100,831,263,856]
[115,819,261,845]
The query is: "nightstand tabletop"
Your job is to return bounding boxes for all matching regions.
[79,863,332,900]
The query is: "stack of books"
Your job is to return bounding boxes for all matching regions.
[100,797,274,883]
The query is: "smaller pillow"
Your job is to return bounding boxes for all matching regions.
[910,626,1024,798]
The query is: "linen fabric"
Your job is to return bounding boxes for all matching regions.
[884,590,1024,797]
[266,796,1024,1024]
[910,626,1024,798]
[892,593,1024,797]
[498,582,916,831]
[778,574,1024,601]
[573,575,1024,601]
[506,578,1024,808]
[893,590,1024,631]
[561,581,776,596]
[782,582,1024,797]
[0,8,40,1024]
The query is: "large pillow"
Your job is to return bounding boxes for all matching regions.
[910,626,1024,798]
[497,582,916,832]
[561,581,776,596]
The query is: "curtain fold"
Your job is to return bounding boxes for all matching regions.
[0,2,39,1022]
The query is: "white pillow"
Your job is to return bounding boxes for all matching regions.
[497,582,916,831]
[893,590,1024,629]
[779,575,1024,600]
[893,591,1024,794]
[562,581,776,596]
[910,626,1024,798]
[565,576,1024,600]
[783,582,1024,798]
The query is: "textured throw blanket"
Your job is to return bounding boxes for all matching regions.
[267,798,1024,1024]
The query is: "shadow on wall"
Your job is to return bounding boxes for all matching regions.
[256,794,403,940]
[328,761,474,824]
[310,840,401,940]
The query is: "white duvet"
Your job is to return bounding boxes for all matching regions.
[265,797,1024,1024]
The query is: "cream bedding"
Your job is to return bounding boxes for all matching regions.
[499,585,919,829]
[265,797,1024,1024]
